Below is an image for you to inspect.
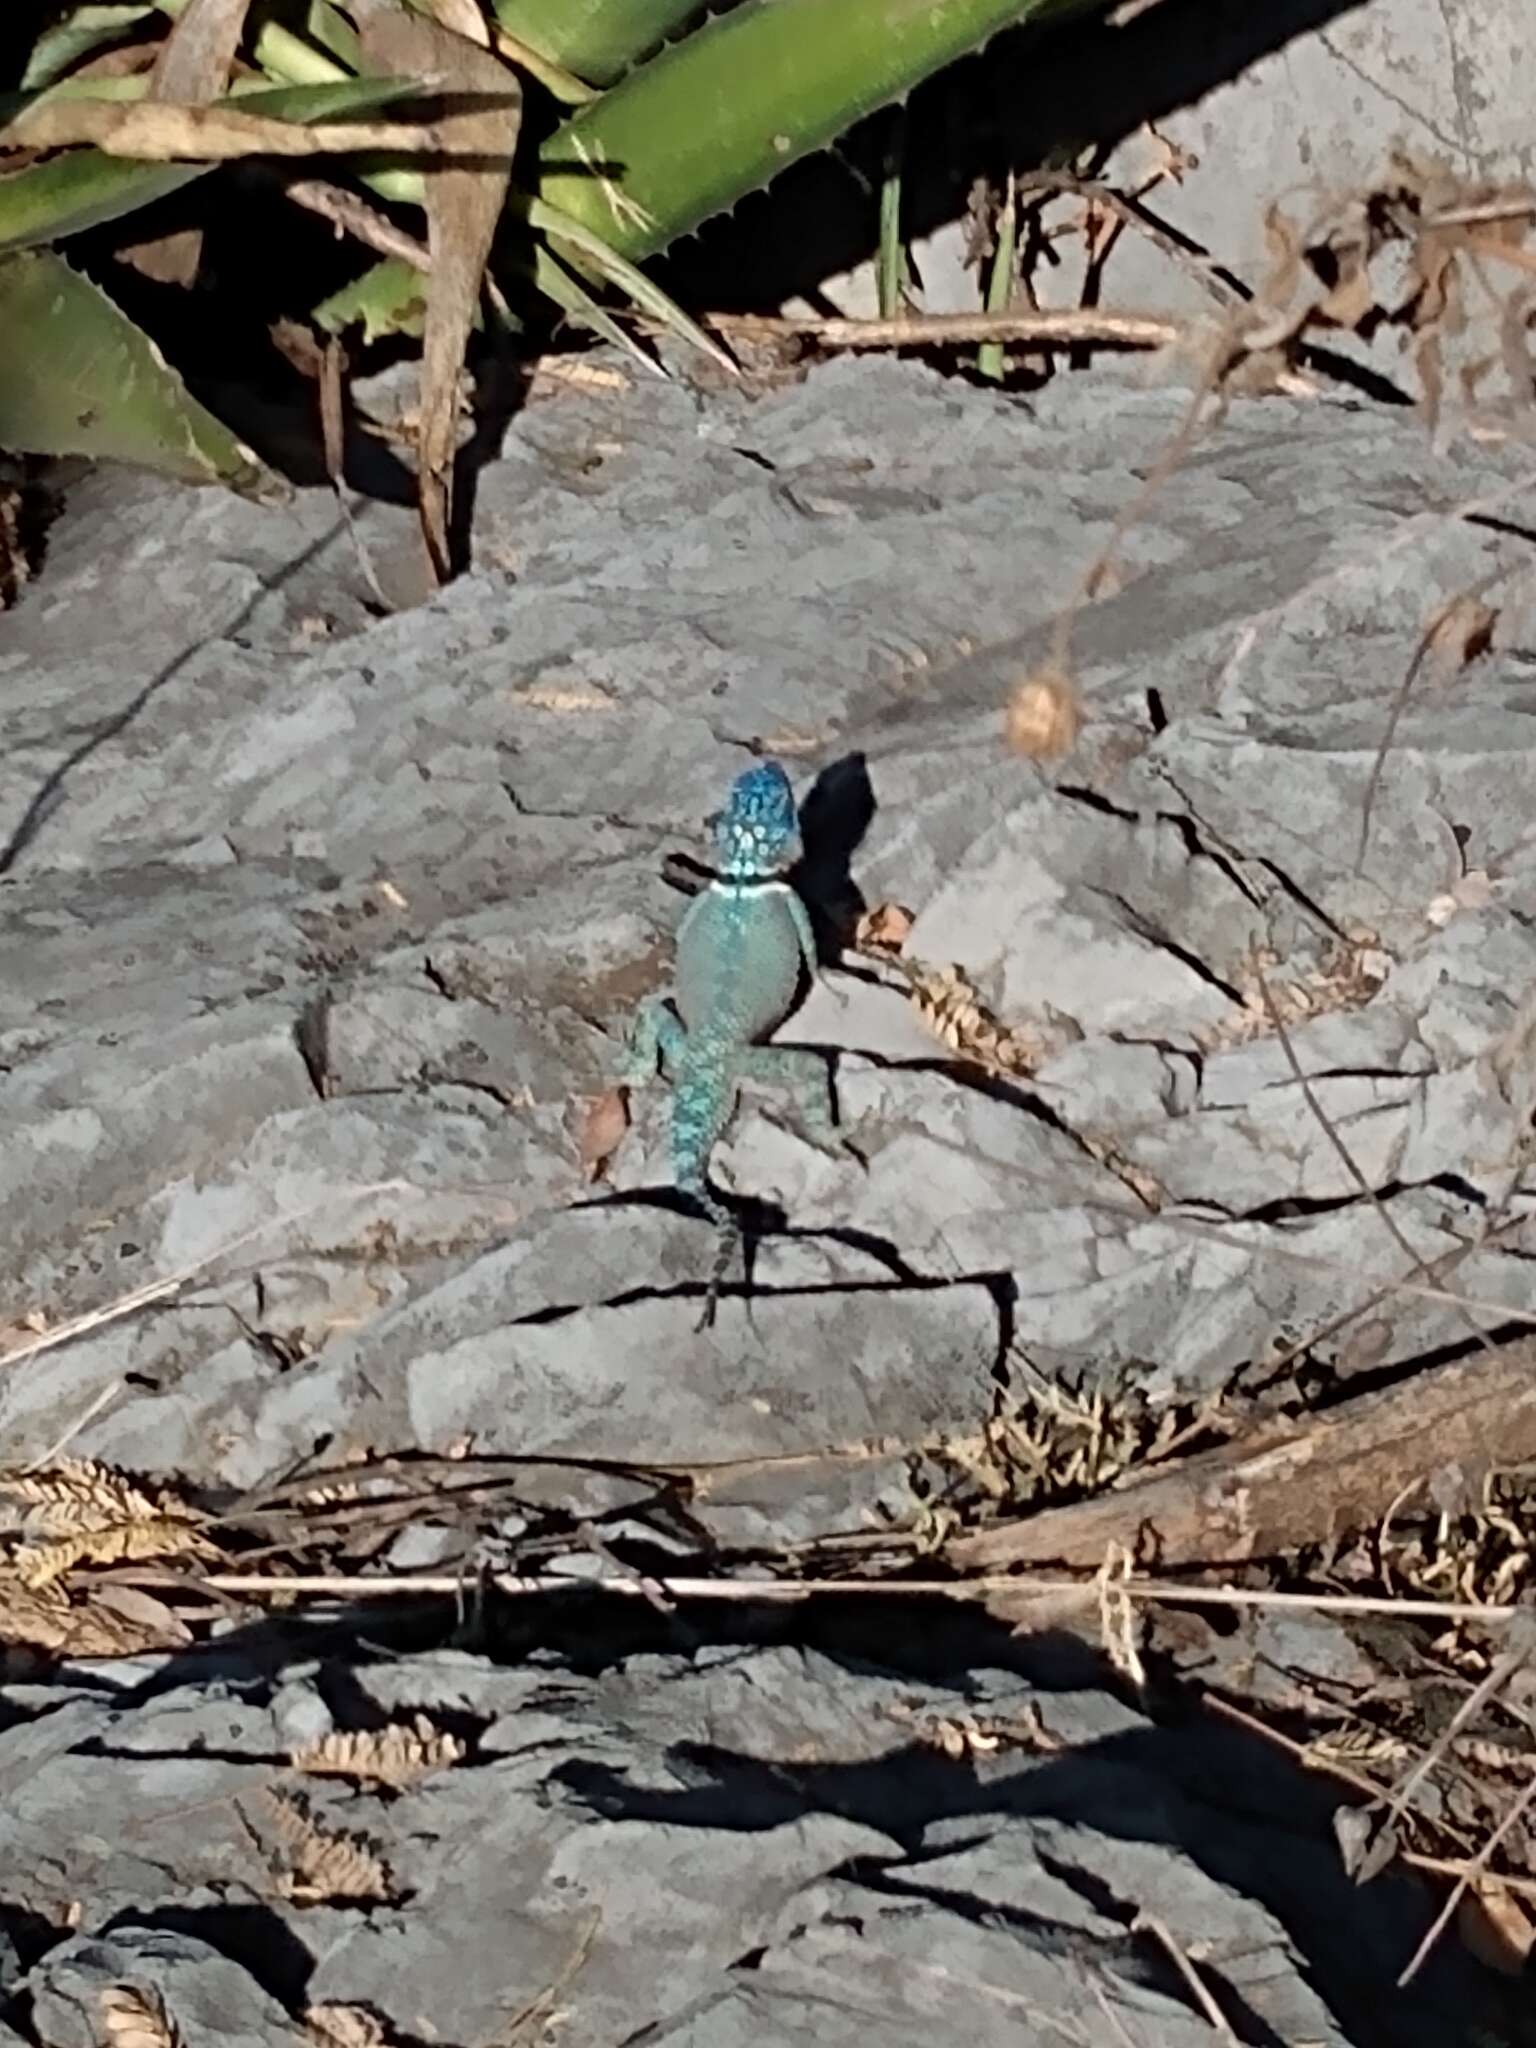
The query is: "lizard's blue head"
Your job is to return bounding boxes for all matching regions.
[712,760,799,881]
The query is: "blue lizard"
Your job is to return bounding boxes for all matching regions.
[624,759,848,1328]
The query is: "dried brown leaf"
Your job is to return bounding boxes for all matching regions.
[354,0,521,580]
[0,99,452,160]
[1319,252,1376,330]
[418,0,491,45]
[902,960,1047,1076]
[1427,591,1497,668]
[0,1573,72,1652]
[1458,1877,1536,1974]
[305,2003,394,2048]
[89,1583,195,1650]
[131,0,253,281]
[0,476,35,611]
[100,1982,181,2048]
[16,1518,214,1589]
[1195,935,1387,1051]
[578,1087,630,1184]
[292,1714,466,1788]
[854,901,915,954]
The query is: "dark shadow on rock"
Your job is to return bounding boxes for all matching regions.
[792,751,875,959]
[0,519,344,876]
[548,1616,1506,2048]
[665,0,1379,316]
[108,1903,317,2012]
[0,1901,65,2002]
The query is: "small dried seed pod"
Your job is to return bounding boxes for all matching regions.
[1004,664,1083,761]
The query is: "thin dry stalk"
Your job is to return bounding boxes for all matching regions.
[1043,355,1218,687]
[1081,1968,1148,2048]
[1215,460,1536,698]
[495,1907,601,2045]
[1253,959,1496,1363]
[1380,1630,1536,1849]
[1167,1208,1536,1344]
[1,1178,514,1370]
[197,1568,1534,1625]
[1012,171,1245,310]
[704,308,1183,350]
[1396,1769,1536,1987]
[1130,1913,1241,2042]
[1355,573,1504,875]
[1095,1542,1148,1692]
[23,1382,121,1471]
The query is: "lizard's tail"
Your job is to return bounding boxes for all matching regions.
[672,1073,738,1329]
[672,1072,733,1231]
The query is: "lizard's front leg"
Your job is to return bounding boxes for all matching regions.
[622,994,684,1087]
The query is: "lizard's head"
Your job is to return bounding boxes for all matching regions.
[713,760,799,880]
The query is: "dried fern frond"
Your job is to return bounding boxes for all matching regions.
[100,1983,181,2048]
[15,1518,215,1591]
[292,1715,466,1789]
[0,1458,174,1536]
[267,1791,395,1905]
[2,1458,214,1590]
[896,957,1051,1077]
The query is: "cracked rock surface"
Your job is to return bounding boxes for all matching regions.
[3,355,1536,2045]
[0,1634,1503,2046]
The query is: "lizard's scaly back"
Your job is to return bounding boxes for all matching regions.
[712,761,799,881]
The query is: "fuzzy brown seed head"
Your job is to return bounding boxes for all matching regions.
[1003,665,1083,761]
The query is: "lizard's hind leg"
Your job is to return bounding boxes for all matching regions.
[740,1044,856,1161]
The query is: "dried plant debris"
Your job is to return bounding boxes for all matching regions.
[291,1714,467,1789]
[99,1983,182,2048]
[263,1790,396,1905]
[1334,1469,1536,1621]
[0,460,52,611]
[1245,153,1536,437]
[1195,930,1390,1051]
[0,1572,192,1667]
[921,1369,1215,1528]
[0,1459,215,1589]
[886,1696,1067,1760]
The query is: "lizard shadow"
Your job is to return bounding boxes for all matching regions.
[569,1183,1017,1372]
[789,749,876,961]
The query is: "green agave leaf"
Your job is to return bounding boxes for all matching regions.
[0,157,205,255]
[531,240,665,375]
[529,195,732,371]
[489,0,705,88]
[313,253,432,343]
[0,75,428,254]
[538,0,1093,261]
[23,4,156,90]
[0,247,285,499]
